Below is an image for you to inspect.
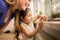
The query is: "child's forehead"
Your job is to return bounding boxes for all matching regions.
[27,11,32,15]
[25,8,32,15]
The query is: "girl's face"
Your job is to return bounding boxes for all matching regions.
[23,11,33,24]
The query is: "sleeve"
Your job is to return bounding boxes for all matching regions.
[0,0,5,25]
[0,0,3,13]
[0,0,8,25]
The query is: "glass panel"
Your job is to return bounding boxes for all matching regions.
[51,0,60,21]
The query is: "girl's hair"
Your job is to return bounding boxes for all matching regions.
[19,8,31,19]
[15,8,31,40]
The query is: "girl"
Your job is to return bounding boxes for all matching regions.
[15,8,46,40]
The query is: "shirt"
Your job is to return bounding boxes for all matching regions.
[0,0,14,26]
[21,22,34,40]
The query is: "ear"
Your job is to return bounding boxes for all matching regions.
[20,16,25,22]
[5,0,17,6]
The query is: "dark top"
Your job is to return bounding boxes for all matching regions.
[0,0,14,26]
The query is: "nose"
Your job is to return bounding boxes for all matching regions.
[26,1,31,7]
[30,16,33,20]
[27,2,30,6]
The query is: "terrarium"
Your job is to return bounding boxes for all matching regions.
[51,0,60,21]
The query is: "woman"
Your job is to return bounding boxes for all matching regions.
[0,0,31,35]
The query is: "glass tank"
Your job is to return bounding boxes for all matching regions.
[51,0,60,21]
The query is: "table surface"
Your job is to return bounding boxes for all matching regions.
[44,21,60,24]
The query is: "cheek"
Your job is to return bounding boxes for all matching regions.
[25,18,31,23]
[27,17,33,23]
[26,18,30,22]
[21,5,26,10]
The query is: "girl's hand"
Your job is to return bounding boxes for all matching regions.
[19,34,23,40]
[36,21,43,28]
[40,16,48,21]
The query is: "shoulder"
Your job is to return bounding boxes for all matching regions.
[0,0,8,12]
[20,22,25,27]
[20,22,29,28]
[0,0,7,6]
[0,0,4,12]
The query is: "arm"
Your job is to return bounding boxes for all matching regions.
[0,0,15,34]
[0,7,14,34]
[33,15,41,21]
[4,7,12,23]
[33,15,47,21]
[20,21,43,38]
[0,1,13,34]
[0,17,13,34]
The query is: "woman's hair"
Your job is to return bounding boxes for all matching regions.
[5,0,17,6]
[19,8,31,19]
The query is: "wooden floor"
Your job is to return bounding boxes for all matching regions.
[0,33,17,40]
[0,30,54,40]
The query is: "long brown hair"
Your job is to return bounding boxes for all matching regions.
[5,0,17,6]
